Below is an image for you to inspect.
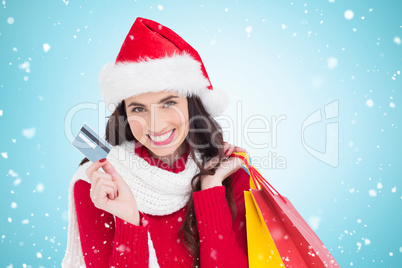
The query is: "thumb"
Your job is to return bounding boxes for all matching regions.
[101,159,128,190]
[101,159,120,178]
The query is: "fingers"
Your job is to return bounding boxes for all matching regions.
[204,143,248,170]
[214,156,244,180]
[90,183,116,207]
[101,159,120,178]
[86,159,118,201]
[223,142,231,155]
[224,143,247,157]
[91,171,118,199]
[221,156,243,169]
[100,159,132,198]
[85,159,107,184]
[234,146,248,153]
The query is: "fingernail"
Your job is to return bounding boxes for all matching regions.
[99,158,106,163]
[225,149,229,155]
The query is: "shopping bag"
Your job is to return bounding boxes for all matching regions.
[244,191,287,267]
[239,152,306,267]
[233,152,339,268]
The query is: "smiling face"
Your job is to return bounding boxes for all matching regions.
[124,91,190,158]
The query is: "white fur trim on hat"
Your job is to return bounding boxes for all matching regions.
[198,86,229,117]
[99,51,228,117]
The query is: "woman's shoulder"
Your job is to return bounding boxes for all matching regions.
[71,159,92,197]
[74,179,90,189]
[74,179,91,202]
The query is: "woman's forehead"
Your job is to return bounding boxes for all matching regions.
[125,91,184,104]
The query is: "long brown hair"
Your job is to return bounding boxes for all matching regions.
[78,95,237,267]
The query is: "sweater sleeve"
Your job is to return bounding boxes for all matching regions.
[192,168,250,267]
[74,180,150,267]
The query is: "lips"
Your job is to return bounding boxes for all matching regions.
[147,129,175,143]
[149,129,174,138]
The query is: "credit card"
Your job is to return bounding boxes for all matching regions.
[71,123,112,162]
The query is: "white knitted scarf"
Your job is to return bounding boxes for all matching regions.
[61,140,201,268]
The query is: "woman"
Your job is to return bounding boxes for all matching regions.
[62,17,251,268]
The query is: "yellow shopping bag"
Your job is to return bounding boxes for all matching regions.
[237,152,285,267]
[244,191,286,267]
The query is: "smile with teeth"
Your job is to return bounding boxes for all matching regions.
[148,129,175,143]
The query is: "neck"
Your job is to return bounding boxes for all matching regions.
[147,142,188,167]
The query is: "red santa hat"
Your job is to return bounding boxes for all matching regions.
[99,17,229,117]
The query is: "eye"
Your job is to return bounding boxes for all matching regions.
[130,101,176,113]
[131,107,145,113]
[164,101,176,107]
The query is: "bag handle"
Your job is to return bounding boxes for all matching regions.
[232,152,287,203]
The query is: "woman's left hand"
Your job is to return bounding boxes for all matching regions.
[201,142,248,190]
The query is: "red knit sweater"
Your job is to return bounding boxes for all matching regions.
[74,141,250,267]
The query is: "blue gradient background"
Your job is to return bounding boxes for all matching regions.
[1,0,401,267]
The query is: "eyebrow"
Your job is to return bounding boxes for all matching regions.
[127,95,179,108]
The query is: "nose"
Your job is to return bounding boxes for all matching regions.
[148,105,169,134]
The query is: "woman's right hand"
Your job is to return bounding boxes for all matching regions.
[85,158,140,225]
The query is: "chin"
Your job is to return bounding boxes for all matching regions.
[149,146,178,157]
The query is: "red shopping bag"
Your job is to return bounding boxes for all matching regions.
[234,152,339,267]
[249,188,308,267]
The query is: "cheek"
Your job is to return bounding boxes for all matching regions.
[169,106,189,127]
[127,115,148,134]
[129,121,141,132]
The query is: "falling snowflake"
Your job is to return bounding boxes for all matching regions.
[245,26,252,37]
[365,99,374,108]
[368,189,377,197]
[19,61,30,72]
[327,57,338,69]
[210,249,217,260]
[344,10,354,20]
[36,183,44,193]
[22,127,36,139]
[308,216,321,230]
[43,43,51,52]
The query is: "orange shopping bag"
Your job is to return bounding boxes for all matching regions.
[233,152,339,268]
